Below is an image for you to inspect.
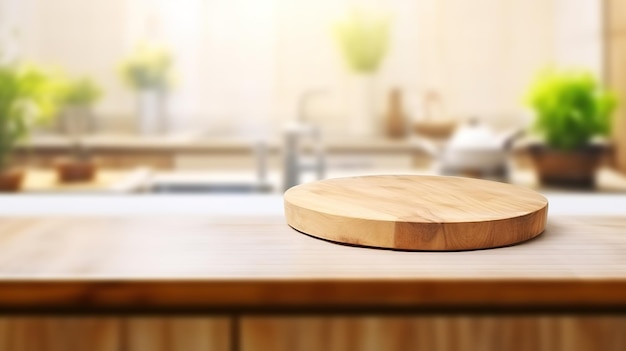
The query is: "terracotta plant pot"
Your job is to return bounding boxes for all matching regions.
[0,169,25,192]
[56,160,96,183]
[529,145,604,188]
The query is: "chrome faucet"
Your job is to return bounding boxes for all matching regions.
[283,90,328,191]
[254,139,269,187]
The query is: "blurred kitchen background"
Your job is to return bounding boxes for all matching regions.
[1,0,625,194]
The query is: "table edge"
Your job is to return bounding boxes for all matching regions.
[1,278,625,312]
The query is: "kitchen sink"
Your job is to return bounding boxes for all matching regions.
[150,182,273,194]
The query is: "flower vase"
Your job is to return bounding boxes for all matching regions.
[137,89,167,135]
[347,74,378,137]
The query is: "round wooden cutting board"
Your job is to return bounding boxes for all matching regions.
[284,175,548,251]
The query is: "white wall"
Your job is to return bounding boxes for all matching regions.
[415,0,558,128]
[17,0,131,122]
[553,0,603,78]
[0,0,604,136]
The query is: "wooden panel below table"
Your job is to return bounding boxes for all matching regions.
[0,317,119,351]
[242,316,626,351]
[125,317,231,351]
[0,316,623,351]
[0,317,230,351]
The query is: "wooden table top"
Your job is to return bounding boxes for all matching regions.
[0,213,624,311]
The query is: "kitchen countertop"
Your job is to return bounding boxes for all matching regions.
[8,166,626,195]
[0,194,625,312]
[18,134,425,153]
[17,168,151,194]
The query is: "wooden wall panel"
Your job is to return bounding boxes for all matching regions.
[605,0,626,173]
[0,317,230,351]
[606,0,626,34]
[124,317,230,351]
[0,316,623,351]
[241,316,626,351]
[605,34,626,172]
[0,318,120,351]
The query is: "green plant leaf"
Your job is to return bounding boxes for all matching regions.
[119,42,174,90]
[333,8,391,74]
[60,76,102,106]
[525,68,618,150]
[0,63,66,170]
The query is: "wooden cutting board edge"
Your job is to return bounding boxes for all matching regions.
[285,199,548,251]
[284,176,549,251]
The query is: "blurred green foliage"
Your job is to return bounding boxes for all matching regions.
[61,77,102,106]
[119,42,173,90]
[526,68,618,150]
[333,8,390,73]
[0,63,65,170]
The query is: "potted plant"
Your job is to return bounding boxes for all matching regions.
[59,77,101,134]
[0,64,62,191]
[119,42,174,135]
[333,8,390,136]
[55,76,102,183]
[525,68,618,187]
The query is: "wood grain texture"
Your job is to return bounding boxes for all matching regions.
[0,215,623,310]
[605,0,626,174]
[284,176,548,250]
[124,317,230,351]
[241,316,626,351]
[0,315,622,351]
[0,317,229,351]
[0,317,120,351]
